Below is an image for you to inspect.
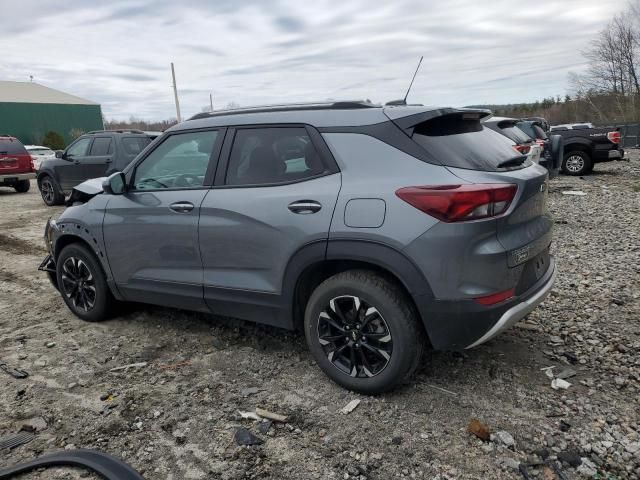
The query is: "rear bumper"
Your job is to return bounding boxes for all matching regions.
[594,148,624,163]
[0,172,35,183]
[415,256,556,350]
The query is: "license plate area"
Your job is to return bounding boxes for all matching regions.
[515,248,550,295]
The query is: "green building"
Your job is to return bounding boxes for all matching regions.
[0,81,103,146]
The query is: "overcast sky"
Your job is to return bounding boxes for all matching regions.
[1,0,626,120]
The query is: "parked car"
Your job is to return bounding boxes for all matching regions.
[483,117,543,166]
[515,119,563,178]
[39,102,555,393]
[0,135,35,193]
[550,123,594,131]
[547,124,624,175]
[25,145,55,171]
[37,130,155,205]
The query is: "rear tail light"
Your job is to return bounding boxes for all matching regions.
[474,288,515,306]
[607,131,621,144]
[513,144,531,155]
[395,184,518,222]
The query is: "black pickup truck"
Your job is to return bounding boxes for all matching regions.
[548,123,624,176]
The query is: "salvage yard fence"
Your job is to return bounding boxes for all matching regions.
[616,123,640,148]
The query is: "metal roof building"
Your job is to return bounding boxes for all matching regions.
[0,81,103,146]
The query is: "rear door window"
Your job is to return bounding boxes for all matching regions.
[122,137,152,157]
[89,137,113,156]
[411,114,526,171]
[225,127,326,186]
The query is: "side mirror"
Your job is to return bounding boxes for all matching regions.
[55,150,64,159]
[102,172,127,195]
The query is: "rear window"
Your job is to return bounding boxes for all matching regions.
[28,148,54,155]
[122,137,152,156]
[411,114,527,171]
[496,124,531,144]
[517,122,548,141]
[0,138,28,155]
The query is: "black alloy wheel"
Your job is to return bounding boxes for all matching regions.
[56,243,115,322]
[317,295,393,378]
[60,256,97,312]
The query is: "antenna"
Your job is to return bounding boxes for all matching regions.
[403,56,423,103]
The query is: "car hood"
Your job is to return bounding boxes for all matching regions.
[66,177,105,206]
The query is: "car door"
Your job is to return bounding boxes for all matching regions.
[57,137,92,190]
[102,128,224,311]
[84,136,115,178]
[198,126,341,326]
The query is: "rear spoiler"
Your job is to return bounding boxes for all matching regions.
[383,107,492,136]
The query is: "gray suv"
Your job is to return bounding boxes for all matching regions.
[39,102,556,393]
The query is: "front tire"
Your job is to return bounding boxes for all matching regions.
[14,180,30,193]
[304,270,424,394]
[562,151,592,176]
[56,244,115,322]
[39,175,65,206]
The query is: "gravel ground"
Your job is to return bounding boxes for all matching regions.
[1,156,639,480]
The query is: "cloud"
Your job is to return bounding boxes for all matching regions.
[0,0,626,120]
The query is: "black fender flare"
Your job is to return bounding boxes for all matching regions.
[281,239,436,336]
[51,227,124,301]
[0,449,144,480]
[325,239,434,298]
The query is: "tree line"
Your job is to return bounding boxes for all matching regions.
[485,1,640,125]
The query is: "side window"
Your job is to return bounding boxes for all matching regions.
[225,127,325,186]
[66,138,91,157]
[133,130,218,190]
[122,137,152,157]
[89,137,112,156]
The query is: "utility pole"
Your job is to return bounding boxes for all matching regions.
[171,62,182,123]
[209,92,214,112]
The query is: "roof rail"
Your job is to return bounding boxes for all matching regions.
[188,100,378,121]
[86,129,145,134]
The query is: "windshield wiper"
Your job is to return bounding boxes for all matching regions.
[497,155,527,169]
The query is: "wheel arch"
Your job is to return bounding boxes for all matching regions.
[53,232,123,301]
[284,240,434,341]
[563,140,591,156]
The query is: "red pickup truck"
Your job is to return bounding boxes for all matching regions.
[0,135,35,193]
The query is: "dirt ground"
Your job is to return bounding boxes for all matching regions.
[1,155,639,480]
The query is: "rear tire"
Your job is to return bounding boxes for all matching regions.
[56,243,115,322]
[304,270,424,394]
[562,150,592,176]
[39,175,64,206]
[14,180,30,193]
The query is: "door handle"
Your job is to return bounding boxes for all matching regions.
[169,202,194,213]
[105,158,112,163]
[288,200,322,214]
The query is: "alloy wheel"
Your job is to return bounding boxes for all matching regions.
[60,257,96,312]
[317,295,393,378]
[41,180,54,204]
[565,155,585,173]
